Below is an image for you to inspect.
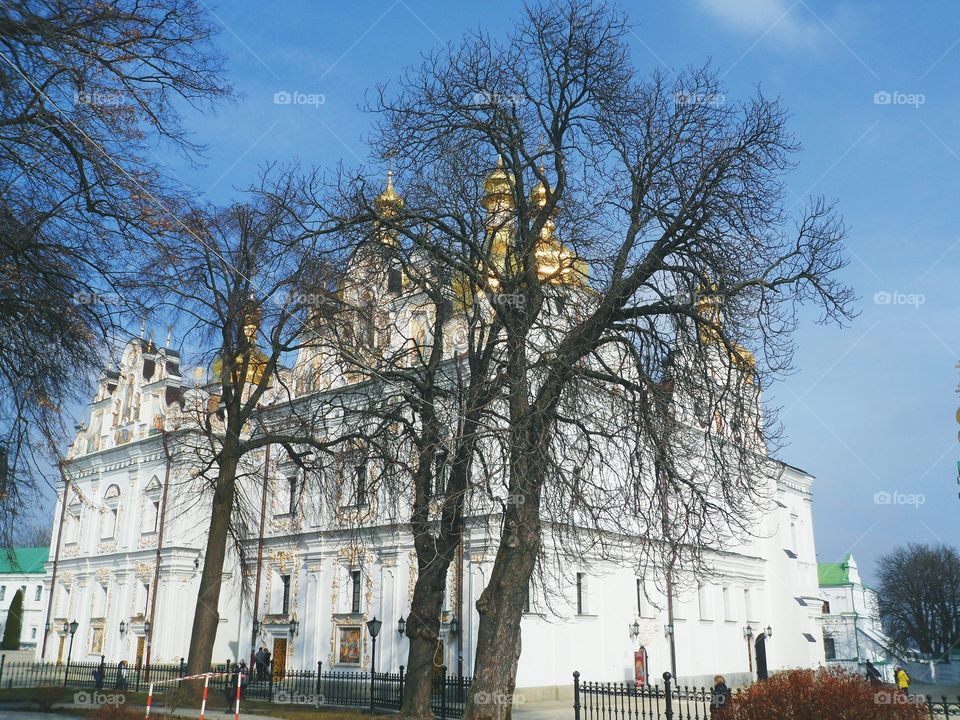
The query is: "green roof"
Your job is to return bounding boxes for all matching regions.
[818,554,853,587]
[0,547,49,574]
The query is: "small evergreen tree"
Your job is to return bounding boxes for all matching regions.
[1,589,23,650]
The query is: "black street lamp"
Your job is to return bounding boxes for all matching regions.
[397,616,406,636]
[119,621,126,636]
[449,616,459,636]
[744,624,754,674]
[289,619,299,637]
[63,620,78,687]
[366,617,382,712]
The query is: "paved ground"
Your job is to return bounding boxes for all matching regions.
[514,699,573,720]
[0,714,84,719]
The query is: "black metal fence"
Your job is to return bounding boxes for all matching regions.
[0,655,186,694]
[574,671,960,720]
[0,655,470,718]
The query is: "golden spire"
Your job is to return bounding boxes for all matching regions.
[375,169,404,218]
[482,155,514,212]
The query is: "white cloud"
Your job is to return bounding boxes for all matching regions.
[697,0,820,50]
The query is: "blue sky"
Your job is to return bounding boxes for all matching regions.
[80,0,960,583]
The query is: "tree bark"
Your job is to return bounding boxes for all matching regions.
[400,550,452,719]
[185,450,240,679]
[465,495,541,720]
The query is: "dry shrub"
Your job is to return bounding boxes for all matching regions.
[34,686,63,711]
[727,668,925,720]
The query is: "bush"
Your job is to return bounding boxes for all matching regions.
[727,667,925,720]
[34,686,65,711]
[0,589,23,650]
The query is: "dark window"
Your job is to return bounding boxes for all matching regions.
[351,570,362,613]
[824,637,836,660]
[143,582,150,615]
[281,575,291,614]
[822,600,831,614]
[636,578,643,616]
[355,463,368,507]
[34,585,42,602]
[576,573,585,614]
[523,582,531,613]
[434,450,448,497]
[288,476,298,515]
[387,268,403,294]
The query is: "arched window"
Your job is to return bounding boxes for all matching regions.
[100,484,121,540]
[142,477,162,534]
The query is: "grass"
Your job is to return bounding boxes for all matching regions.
[0,686,371,719]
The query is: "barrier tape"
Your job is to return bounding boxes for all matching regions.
[199,673,210,720]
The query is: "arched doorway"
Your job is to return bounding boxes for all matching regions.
[755,634,768,680]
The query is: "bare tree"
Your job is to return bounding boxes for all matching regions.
[321,2,856,718]
[0,0,230,536]
[138,168,361,678]
[878,544,960,660]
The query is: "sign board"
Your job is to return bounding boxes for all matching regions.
[634,648,648,687]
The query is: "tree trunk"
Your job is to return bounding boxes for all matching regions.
[400,557,449,719]
[186,453,239,679]
[465,498,541,720]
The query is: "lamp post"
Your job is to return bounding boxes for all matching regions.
[63,620,78,687]
[366,617,382,712]
[744,624,754,675]
[119,621,126,636]
[630,620,640,640]
[289,619,299,637]
[397,616,406,636]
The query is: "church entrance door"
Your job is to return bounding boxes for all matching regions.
[272,638,287,680]
[755,634,768,680]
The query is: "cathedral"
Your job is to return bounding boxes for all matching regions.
[37,162,828,698]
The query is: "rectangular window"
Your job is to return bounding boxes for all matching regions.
[355,464,367,507]
[0,586,5,601]
[824,636,836,660]
[698,584,711,621]
[281,575,291,615]
[822,600,831,614]
[34,585,42,602]
[152,501,160,532]
[387,268,403,294]
[723,586,733,621]
[101,508,117,539]
[636,579,648,618]
[288,476,298,515]
[351,570,362,613]
[523,582,531,613]
[143,582,150,616]
[576,573,586,615]
[744,588,753,622]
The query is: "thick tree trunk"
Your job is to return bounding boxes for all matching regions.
[465,499,541,720]
[186,453,239,679]
[400,557,449,719]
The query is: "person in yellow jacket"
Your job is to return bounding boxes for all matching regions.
[896,667,910,693]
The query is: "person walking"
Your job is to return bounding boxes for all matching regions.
[254,647,266,681]
[896,667,910,695]
[224,663,240,713]
[710,675,732,718]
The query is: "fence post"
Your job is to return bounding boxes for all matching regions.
[399,665,405,705]
[0,654,5,688]
[268,658,274,702]
[573,671,581,720]
[179,658,185,678]
[662,672,673,720]
[316,661,322,697]
[441,666,448,720]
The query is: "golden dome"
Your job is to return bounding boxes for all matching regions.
[375,170,404,218]
[482,156,514,211]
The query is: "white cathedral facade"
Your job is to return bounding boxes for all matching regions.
[36,167,828,698]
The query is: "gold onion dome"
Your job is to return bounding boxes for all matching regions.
[375,170,404,218]
[482,155,514,211]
